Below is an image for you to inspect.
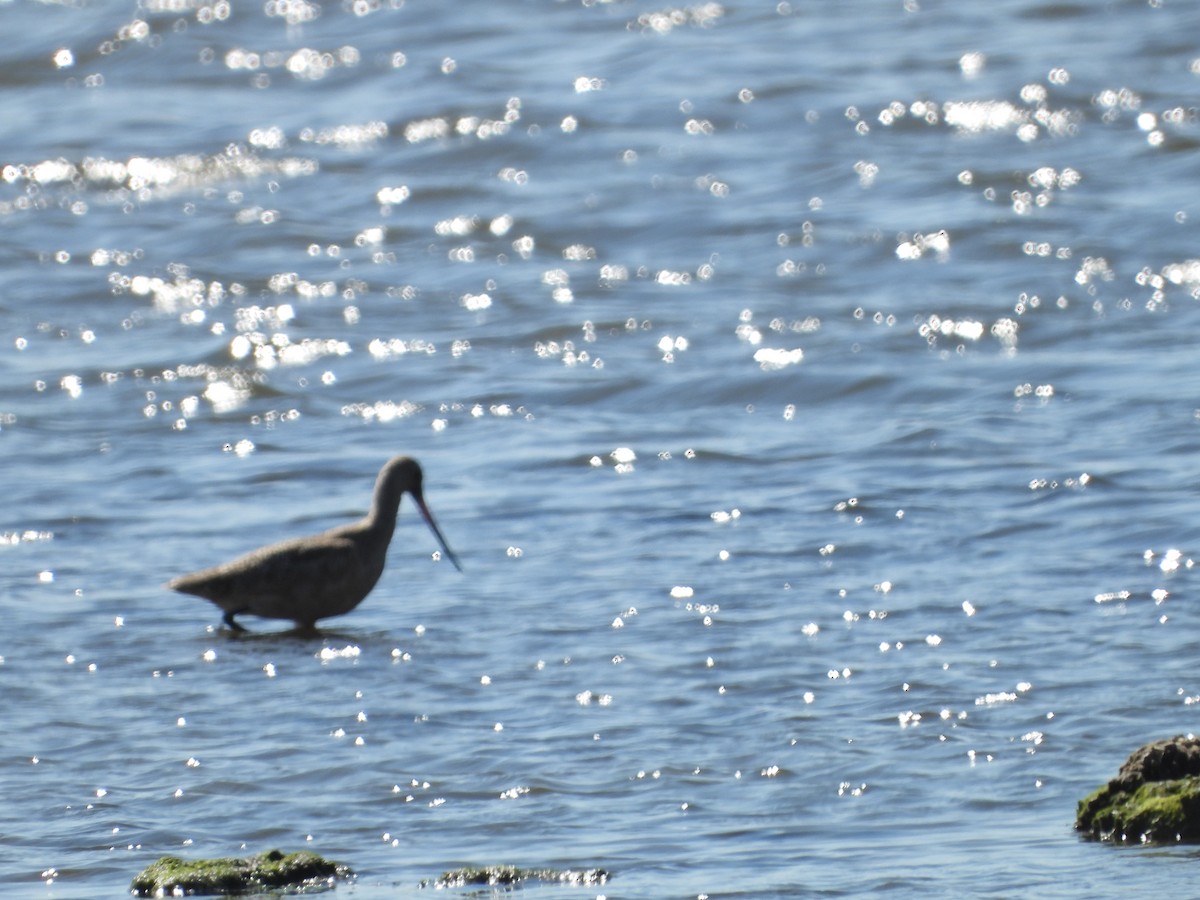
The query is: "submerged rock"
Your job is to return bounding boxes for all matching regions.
[1076,735,1200,842]
[428,865,609,889]
[131,849,350,896]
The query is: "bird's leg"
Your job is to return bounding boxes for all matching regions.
[223,609,249,633]
[290,620,321,638]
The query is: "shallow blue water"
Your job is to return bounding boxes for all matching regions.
[4,1,1200,897]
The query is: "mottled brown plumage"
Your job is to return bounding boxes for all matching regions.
[169,456,461,632]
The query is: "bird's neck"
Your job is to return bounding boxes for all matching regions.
[364,488,403,539]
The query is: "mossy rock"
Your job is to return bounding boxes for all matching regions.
[429,865,609,888]
[1077,735,1200,843]
[131,849,350,896]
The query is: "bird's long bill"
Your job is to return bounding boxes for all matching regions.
[415,496,463,572]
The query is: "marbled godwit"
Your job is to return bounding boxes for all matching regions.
[169,456,461,632]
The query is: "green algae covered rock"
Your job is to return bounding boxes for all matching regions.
[429,865,609,889]
[131,849,350,896]
[1077,735,1200,843]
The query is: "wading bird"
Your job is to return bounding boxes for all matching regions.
[169,455,461,632]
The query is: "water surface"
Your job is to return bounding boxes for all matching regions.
[4,1,1200,897]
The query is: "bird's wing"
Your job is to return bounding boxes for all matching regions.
[172,533,365,605]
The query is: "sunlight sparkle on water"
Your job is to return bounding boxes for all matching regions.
[202,380,250,414]
[895,230,950,260]
[318,645,362,661]
[753,347,803,369]
[461,293,492,311]
[59,375,83,399]
[1154,548,1189,573]
[609,447,636,471]
[975,691,1017,706]
[341,400,421,423]
[223,439,255,457]
[918,314,986,343]
[959,51,986,79]
[943,100,1025,133]
[633,4,724,33]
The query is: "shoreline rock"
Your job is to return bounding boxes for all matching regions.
[426,865,610,889]
[131,849,350,896]
[1076,735,1200,843]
